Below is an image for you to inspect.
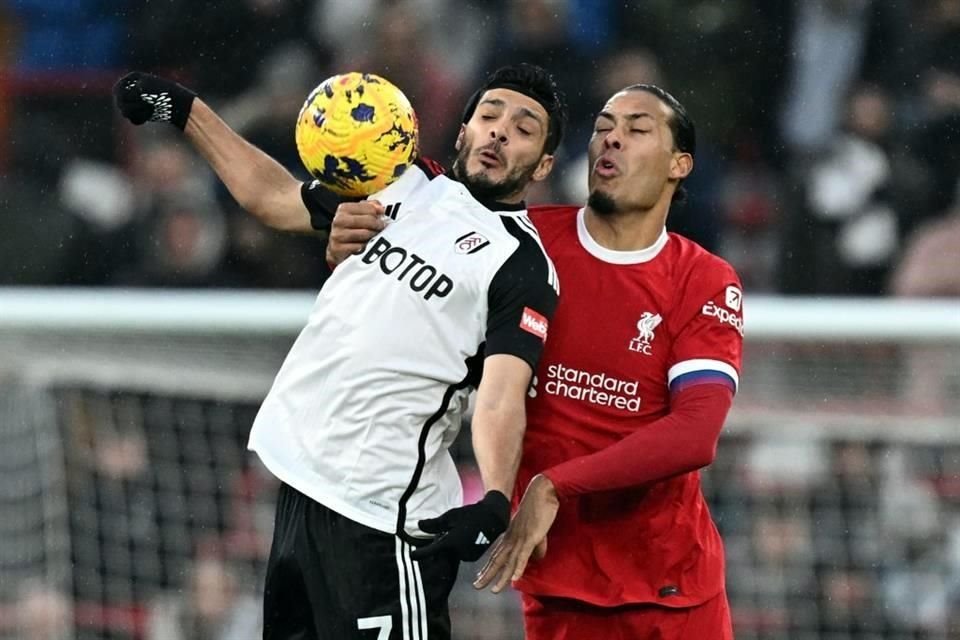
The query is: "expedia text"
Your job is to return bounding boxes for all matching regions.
[702,302,744,336]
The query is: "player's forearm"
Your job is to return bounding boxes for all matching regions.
[543,385,733,497]
[184,99,311,233]
[471,404,526,497]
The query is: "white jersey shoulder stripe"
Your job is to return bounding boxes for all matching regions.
[508,214,559,294]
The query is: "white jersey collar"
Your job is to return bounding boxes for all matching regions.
[577,207,669,264]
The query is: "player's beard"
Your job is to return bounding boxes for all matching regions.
[452,146,539,203]
[587,189,619,217]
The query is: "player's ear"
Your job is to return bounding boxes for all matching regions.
[669,152,693,181]
[532,153,555,183]
[455,125,466,151]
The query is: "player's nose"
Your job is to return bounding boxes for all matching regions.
[603,131,622,150]
[489,128,507,144]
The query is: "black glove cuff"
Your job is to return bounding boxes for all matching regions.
[481,490,511,529]
[115,72,196,130]
[162,82,197,130]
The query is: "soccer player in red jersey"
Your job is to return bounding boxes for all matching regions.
[472,84,742,639]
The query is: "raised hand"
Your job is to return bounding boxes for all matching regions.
[113,71,197,130]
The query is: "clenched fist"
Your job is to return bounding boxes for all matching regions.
[113,71,196,130]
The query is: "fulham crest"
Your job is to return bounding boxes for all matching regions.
[455,231,490,254]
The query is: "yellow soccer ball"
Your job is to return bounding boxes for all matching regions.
[295,72,419,197]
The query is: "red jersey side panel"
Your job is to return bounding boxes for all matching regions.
[516,205,744,608]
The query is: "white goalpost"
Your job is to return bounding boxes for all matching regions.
[1,288,958,640]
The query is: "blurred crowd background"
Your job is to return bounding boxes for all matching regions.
[2,1,960,640]
[1,0,959,296]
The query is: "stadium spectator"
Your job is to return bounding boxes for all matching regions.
[15,582,72,640]
[147,551,261,640]
[64,393,161,639]
[904,0,960,218]
[889,206,960,414]
[796,84,903,294]
[889,206,960,297]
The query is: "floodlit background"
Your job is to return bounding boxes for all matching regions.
[1,1,959,639]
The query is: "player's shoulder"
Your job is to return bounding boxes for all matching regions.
[495,214,560,294]
[528,204,580,229]
[364,156,448,202]
[668,232,740,285]
[526,204,579,252]
[663,234,742,315]
[414,156,446,178]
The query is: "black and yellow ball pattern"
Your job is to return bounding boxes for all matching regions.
[295,72,419,197]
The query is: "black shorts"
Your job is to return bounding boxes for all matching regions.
[263,483,459,640]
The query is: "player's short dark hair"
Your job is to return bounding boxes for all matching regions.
[622,84,696,157]
[461,63,567,155]
[623,84,695,204]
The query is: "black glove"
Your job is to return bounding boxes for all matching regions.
[411,491,510,562]
[113,71,196,130]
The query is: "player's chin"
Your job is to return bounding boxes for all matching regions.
[587,188,619,216]
[469,162,506,182]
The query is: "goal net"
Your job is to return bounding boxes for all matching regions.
[1,288,958,640]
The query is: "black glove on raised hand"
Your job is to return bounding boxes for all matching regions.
[113,72,196,130]
[410,491,510,562]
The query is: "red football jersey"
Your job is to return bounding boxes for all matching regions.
[515,205,744,608]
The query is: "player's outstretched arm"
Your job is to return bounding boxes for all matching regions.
[409,354,531,563]
[185,100,312,233]
[541,384,733,497]
[114,71,314,234]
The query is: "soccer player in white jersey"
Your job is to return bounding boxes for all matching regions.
[114,64,567,640]
[331,86,744,639]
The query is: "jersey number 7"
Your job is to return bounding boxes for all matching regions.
[357,615,393,639]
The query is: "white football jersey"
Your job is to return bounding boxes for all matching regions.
[248,161,558,539]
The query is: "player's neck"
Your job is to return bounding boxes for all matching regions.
[583,205,667,252]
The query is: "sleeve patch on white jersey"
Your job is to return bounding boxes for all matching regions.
[519,307,549,342]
